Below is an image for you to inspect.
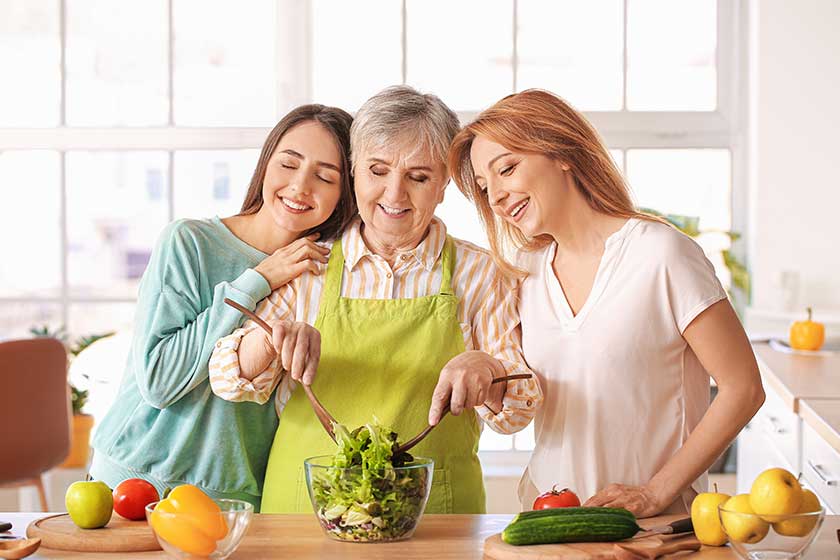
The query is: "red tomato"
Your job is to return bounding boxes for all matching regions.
[113,478,160,521]
[532,485,581,510]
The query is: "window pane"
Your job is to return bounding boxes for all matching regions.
[436,181,488,249]
[67,302,135,340]
[0,302,62,342]
[627,149,732,285]
[174,150,260,219]
[627,0,717,111]
[0,0,60,126]
[609,149,624,175]
[406,0,512,111]
[173,0,276,126]
[66,152,170,299]
[66,0,168,126]
[517,0,623,111]
[0,151,61,297]
[479,430,513,452]
[312,0,402,112]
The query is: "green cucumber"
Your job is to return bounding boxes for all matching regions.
[513,506,636,524]
[501,513,641,546]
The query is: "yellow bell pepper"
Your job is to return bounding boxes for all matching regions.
[790,307,825,351]
[149,484,228,557]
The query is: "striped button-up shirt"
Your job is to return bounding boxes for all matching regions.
[209,217,542,434]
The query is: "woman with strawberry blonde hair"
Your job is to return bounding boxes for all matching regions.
[449,89,764,517]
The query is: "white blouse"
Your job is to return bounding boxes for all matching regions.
[517,218,727,513]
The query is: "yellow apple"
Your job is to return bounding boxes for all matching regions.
[772,489,822,537]
[691,490,731,546]
[720,494,769,544]
[750,468,803,519]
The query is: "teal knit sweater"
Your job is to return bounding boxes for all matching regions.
[91,217,276,505]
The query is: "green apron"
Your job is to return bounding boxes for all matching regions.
[259,235,486,513]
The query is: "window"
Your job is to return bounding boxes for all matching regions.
[0,0,744,455]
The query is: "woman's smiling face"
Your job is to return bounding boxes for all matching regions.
[354,140,448,249]
[261,120,343,234]
[469,134,570,238]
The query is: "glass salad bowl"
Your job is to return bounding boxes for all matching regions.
[145,498,253,559]
[718,505,824,560]
[304,454,434,543]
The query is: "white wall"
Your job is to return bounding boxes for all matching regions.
[748,0,840,322]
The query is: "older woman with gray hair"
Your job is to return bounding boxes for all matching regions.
[209,85,542,514]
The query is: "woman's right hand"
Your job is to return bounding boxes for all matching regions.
[253,233,330,290]
[264,319,322,386]
[238,319,322,384]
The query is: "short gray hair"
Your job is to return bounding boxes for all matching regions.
[350,85,460,175]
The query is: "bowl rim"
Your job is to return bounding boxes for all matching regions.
[303,454,435,470]
[717,504,826,517]
[144,498,255,515]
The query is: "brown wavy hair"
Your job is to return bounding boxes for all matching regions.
[448,89,657,277]
[239,104,357,241]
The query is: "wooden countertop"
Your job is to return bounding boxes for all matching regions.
[754,342,840,412]
[6,513,840,559]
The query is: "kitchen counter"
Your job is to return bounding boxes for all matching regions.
[754,342,840,412]
[800,399,840,454]
[3,513,840,559]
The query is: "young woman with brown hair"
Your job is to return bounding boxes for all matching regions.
[449,89,764,517]
[90,104,356,510]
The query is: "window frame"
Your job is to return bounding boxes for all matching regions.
[0,0,749,456]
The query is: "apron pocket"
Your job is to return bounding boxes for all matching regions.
[424,468,452,514]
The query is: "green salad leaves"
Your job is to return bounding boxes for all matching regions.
[309,419,431,542]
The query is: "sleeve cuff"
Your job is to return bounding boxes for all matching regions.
[235,358,281,393]
[230,268,271,302]
[474,376,543,434]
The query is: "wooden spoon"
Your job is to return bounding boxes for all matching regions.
[223,298,338,441]
[0,538,41,560]
[394,373,533,455]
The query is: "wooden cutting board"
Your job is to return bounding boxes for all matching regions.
[26,513,161,552]
[484,533,702,559]
[483,514,701,560]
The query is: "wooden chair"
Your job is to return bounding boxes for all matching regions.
[0,338,71,511]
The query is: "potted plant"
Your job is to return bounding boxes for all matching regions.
[30,326,114,468]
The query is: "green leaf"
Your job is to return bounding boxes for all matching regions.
[723,250,751,299]
[29,324,67,342]
[70,332,116,356]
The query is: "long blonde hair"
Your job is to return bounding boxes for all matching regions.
[448,89,656,277]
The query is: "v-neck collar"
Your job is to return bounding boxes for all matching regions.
[544,218,640,332]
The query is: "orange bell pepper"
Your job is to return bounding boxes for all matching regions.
[149,484,228,557]
[790,307,825,351]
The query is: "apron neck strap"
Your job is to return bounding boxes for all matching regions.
[322,238,345,303]
[322,233,457,301]
[439,236,455,296]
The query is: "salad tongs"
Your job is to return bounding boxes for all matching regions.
[394,372,533,455]
[223,298,338,441]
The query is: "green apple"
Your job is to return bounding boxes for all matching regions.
[65,480,113,529]
[691,489,731,546]
[773,489,822,537]
[749,468,803,519]
[720,494,769,544]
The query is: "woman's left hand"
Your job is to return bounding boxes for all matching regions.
[583,483,665,519]
[428,351,506,425]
